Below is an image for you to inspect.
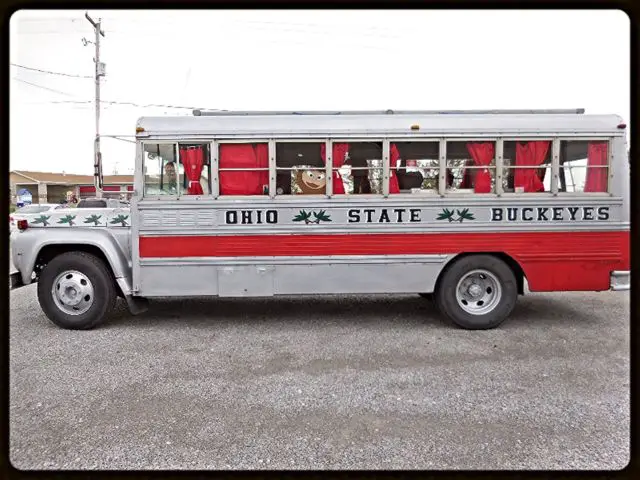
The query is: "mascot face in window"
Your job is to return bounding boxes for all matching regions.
[297,169,326,194]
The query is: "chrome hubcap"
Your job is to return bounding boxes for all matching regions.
[455,269,502,315]
[468,283,483,297]
[51,270,94,315]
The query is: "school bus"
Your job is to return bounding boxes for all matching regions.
[9,109,630,330]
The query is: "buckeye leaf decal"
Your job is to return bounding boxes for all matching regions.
[83,214,103,226]
[57,215,77,226]
[109,214,129,227]
[32,215,51,226]
[436,208,455,222]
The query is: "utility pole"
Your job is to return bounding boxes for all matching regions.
[83,12,105,198]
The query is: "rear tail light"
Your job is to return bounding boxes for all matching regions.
[17,219,28,231]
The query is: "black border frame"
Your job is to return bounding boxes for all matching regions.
[1,1,637,478]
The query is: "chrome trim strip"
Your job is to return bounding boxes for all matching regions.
[137,223,631,236]
[139,254,451,267]
[610,270,630,291]
[136,196,625,208]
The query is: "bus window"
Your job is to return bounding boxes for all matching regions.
[502,141,552,193]
[342,142,383,195]
[276,142,326,195]
[143,143,179,196]
[323,142,348,194]
[219,142,269,196]
[392,142,440,194]
[445,141,496,194]
[558,140,609,193]
[178,143,211,195]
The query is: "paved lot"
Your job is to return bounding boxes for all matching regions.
[9,284,629,470]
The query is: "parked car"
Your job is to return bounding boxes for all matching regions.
[9,203,64,233]
[76,197,130,208]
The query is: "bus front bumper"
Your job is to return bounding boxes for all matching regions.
[610,271,630,291]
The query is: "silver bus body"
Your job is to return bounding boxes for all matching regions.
[10,109,630,329]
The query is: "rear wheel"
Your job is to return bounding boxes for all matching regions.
[434,255,518,330]
[37,252,116,330]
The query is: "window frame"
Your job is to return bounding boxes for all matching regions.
[141,140,181,200]
[215,138,272,199]
[272,138,332,199]
[385,138,444,196]
[442,137,500,196]
[137,134,614,201]
[327,137,388,198]
[499,137,555,196]
[554,136,613,196]
[140,139,214,200]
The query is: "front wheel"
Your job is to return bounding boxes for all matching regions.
[37,251,116,330]
[434,255,518,330]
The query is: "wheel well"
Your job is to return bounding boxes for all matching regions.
[436,252,526,295]
[35,244,124,297]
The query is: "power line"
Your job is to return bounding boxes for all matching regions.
[102,100,198,109]
[17,18,400,40]
[12,77,79,97]
[101,135,136,143]
[55,99,196,109]
[15,17,82,23]
[30,98,203,110]
[11,63,92,79]
[12,77,222,111]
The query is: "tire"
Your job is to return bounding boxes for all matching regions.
[434,255,518,330]
[37,251,116,330]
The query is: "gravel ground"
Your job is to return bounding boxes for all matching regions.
[9,284,630,470]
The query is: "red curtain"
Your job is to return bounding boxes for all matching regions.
[389,144,400,193]
[320,143,348,194]
[465,143,495,193]
[515,141,550,193]
[584,142,608,192]
[179,146,205,195]
[219,144,269,195]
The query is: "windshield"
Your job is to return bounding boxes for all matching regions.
[16,205,54,214]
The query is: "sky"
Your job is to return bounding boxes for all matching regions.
[10,9,630,176]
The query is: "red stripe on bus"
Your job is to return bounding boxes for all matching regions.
[139,231,627,259]
[138,231,629,292]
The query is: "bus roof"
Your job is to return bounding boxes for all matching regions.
[192,108,587,116]
[136,110,625,138]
